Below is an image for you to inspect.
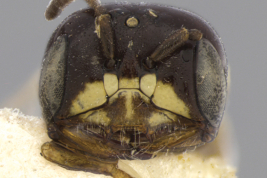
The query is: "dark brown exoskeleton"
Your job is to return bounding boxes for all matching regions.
[39,0,227,177]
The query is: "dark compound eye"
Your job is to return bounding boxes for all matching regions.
[195,39,227,127]
[39,35,68,123]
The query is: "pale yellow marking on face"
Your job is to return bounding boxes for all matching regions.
[152,81,191,119]
[128,40,133,50]
[94,16,101,38]
[103,73,118,96]
[80,109,111,126]
[119,77,139,89]
[148,9,158,17]
[124,91,134,120]
[140,73,157,97]
[69,82,107,115]
[126,17,139,27]
[148,112,172,127]
[148,110,178,128]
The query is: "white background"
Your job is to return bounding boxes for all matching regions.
[1,1,266,177]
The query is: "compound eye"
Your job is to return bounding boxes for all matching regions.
[195,39,227,127]
[39,35,67,122]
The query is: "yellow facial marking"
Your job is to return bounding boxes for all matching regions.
[126,17,139,27]
[140,73,157,97]
[103,73,118,96]
[124,91,134,120]
[148,9,158,18]
[119,77,139,89]
[94,16,101,38]
[148,112,172,127]
[79,110,111,126]
[152,81,191,119]
[69,82,107,116]
[128,40,133,50]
